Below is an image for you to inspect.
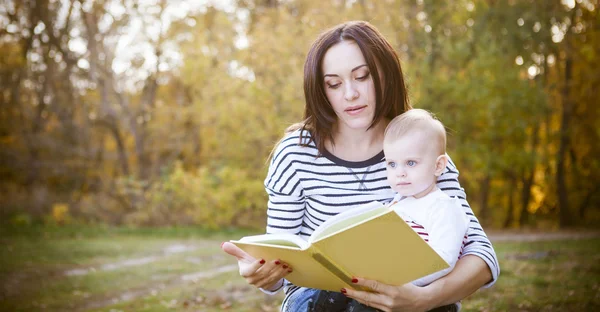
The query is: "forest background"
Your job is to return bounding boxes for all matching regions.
[1,0,599,231]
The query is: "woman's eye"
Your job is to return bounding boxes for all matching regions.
[356,72,370,81]
[407,160,416,167]
[327,83,341,89]
[388,162,396,168]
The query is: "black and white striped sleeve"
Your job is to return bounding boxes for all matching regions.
[259,137,308,295]
[264,138,306,235]
[436,154,500,287]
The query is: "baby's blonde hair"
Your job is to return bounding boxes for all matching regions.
[384,109,447,155]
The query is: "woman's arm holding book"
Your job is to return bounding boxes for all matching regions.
[419,254,492,308]
[437,156,500,286]
[344,254,491,312]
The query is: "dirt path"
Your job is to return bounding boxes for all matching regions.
[65,243,199,276]
[487,230,600,242]
[77,231,600,311]
[79,264,239,311]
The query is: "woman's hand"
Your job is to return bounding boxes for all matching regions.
[344,255,493,311]
[343,278,431,312]
[221,242,292,290]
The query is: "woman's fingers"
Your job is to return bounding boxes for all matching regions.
[245,259,293,288]
[254,260,292,288]
[343,277,394,311]
[221,242,293,289]
[353,276,393,295]
[221,242,255,263]
[344,278,428,312]
[239,258,266,278]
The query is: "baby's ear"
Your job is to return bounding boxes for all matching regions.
[434,155,448,176]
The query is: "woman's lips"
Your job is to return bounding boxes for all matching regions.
[345,105,367,115]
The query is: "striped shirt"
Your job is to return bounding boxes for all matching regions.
[263,129,500,302]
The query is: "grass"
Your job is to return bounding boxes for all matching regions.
[465,239,600,311]
[0,225,599,311]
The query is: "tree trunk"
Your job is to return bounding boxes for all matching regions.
[478,174,491,225]
[557,52,573,227]
[519,172,533,227]
[82,7,131,176]
[503,177,516,228]
[95,119,130,176]
[520,124,539,227]
[579,185,600,220]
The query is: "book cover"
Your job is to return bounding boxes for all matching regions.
[231,203,448,291]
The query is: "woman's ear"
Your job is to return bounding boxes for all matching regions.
[434,155,448,176]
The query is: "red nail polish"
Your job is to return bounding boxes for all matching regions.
[259,259,265,264]
[220,242,225,248]
[275,260,281,265]
[282,265,288,269]
[341,288,347,294]
[351,278,358,283]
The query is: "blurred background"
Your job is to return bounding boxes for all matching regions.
[1,0,599,230]
[1,0,599,311]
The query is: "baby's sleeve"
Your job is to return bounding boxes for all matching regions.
[411,198,468,286]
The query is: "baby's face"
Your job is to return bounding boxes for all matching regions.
[383,130,440,197]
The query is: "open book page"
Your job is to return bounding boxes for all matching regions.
[236,233,310,250]
[309,201,389,243]
[232,241,349,291]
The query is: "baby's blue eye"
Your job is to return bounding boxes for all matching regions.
[407,160,417,167]
[388,162,397,168]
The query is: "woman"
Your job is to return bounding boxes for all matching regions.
[223,21,499,312]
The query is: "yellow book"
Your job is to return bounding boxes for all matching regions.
[231,201,448,292]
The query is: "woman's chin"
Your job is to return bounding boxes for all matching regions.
[338,115,374,130]
[345,122,374,132]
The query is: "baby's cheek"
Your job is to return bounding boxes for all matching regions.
[386,172,394,183]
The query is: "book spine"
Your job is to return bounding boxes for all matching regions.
[310,247,370,292]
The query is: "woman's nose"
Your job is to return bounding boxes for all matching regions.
[344,84,359,101]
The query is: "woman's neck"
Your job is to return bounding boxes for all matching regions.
[326,120,389,162]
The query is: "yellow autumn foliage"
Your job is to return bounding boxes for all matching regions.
[120,162,267,229]
[51,203,71,225]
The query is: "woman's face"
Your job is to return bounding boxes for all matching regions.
[322,40,377,133]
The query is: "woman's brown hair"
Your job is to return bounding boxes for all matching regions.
[298,20,411,155]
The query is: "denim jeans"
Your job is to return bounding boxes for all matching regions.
[282,288,458,312]
[282,288,379,312]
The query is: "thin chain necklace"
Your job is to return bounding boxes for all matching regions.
[347,165,371,191]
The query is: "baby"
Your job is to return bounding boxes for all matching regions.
[383,108,469,286]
